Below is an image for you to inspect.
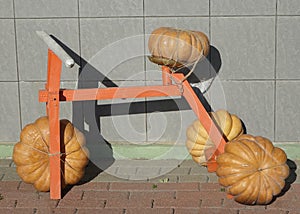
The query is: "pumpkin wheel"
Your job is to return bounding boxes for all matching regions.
[13,117,89,192]
[186,110,244,165]
[148,27,210,67]
[216,134,290,205]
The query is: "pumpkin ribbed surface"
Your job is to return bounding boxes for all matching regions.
[186,110,243,165]
[13,117,89,192]
[216,134,290,205]
[148,27,209,67]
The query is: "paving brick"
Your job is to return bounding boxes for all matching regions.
[57,198,105,208]
[0,198,16,208]
[189,166,210,175]
[110,182,156,191]
[0,181,20,190]
[129,191,175,200]
[128,175,148,181]
[61,190,83,200]
[148,174,178,183]
[175,208,238,214]
[200,198,224,208]
[83,190,129,200]
[244,205,267,210]
[154,198,201,208]
[2,190,39,199]
[116,166,137,175]
[38,191,51,200]
[290,183,300,192]
[154,183,200,191]
[176,191,225,201]
[275,191,297,200]
[267,199,300,209]
[239,209,286,214]
[105,197,152,208]
[0,159,13,167]
[1,167,15,173]
[126,208,173,214]
[178,160,198,167]
[136,167,161,176]
[174,208,200,214]
[113,160,181,167]
[16,198,58,208]
[36,207,76,214]
[10,161,16,167]
[178,175,208,182]
[1,171,21,181]
[71,182,109,191]
[287,209,300,214]
[167,167,191,175]
[0,208,34,214]
[174,208,238,214]
[102,167,119,175]
[76,208,124,214]
[176,191,202,200]
[222,197,247,209]
[18,182,37,191]
[207,174,219,182]
[200,183,223,191]
[94,173,130,182]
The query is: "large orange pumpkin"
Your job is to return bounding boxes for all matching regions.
[216,134,290,205]
[148,27,210,67]
[13,117,89,192]
[186,110,243,165]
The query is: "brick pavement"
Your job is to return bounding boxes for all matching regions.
[0,159,299,213]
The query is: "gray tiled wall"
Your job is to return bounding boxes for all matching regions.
[1,0,299,143]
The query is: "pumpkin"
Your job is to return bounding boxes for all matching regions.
[186,110,243,165]
[148,27,210,67]
[13,116,89,192]
[216,134,290,205]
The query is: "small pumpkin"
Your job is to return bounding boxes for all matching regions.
[186,110,243,165]
[216,134,290,205]
[13,117,89,192]
[148,27,210,67]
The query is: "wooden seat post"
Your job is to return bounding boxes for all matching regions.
[46,49,62,199]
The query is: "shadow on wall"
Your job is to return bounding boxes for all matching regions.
[51,36,223,185]
[94,45,223,117]
[52,36,116,184]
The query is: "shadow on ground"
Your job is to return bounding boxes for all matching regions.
[272,159,297,203]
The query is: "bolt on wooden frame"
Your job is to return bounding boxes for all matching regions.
[37,31,227,199]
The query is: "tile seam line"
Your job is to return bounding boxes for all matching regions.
[5,15,241,19]
[12,16,145,19]
[143,0,148,142]
[10,79,300,83]
[12,0,22,131]
[274,0,278,142]
[219,79,300,81]
[2,15,300,20]
[210,15,300,17]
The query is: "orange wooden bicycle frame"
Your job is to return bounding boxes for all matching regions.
[39,49,227,199]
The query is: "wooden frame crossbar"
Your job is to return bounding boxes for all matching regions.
[39,85,182,102]
[37,31,227,199]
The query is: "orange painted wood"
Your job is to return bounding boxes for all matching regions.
[162,65,172,85]
[227,193,234,199]
[170,71,227,173]
[46,49,62,199]
[39,85,181,102]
